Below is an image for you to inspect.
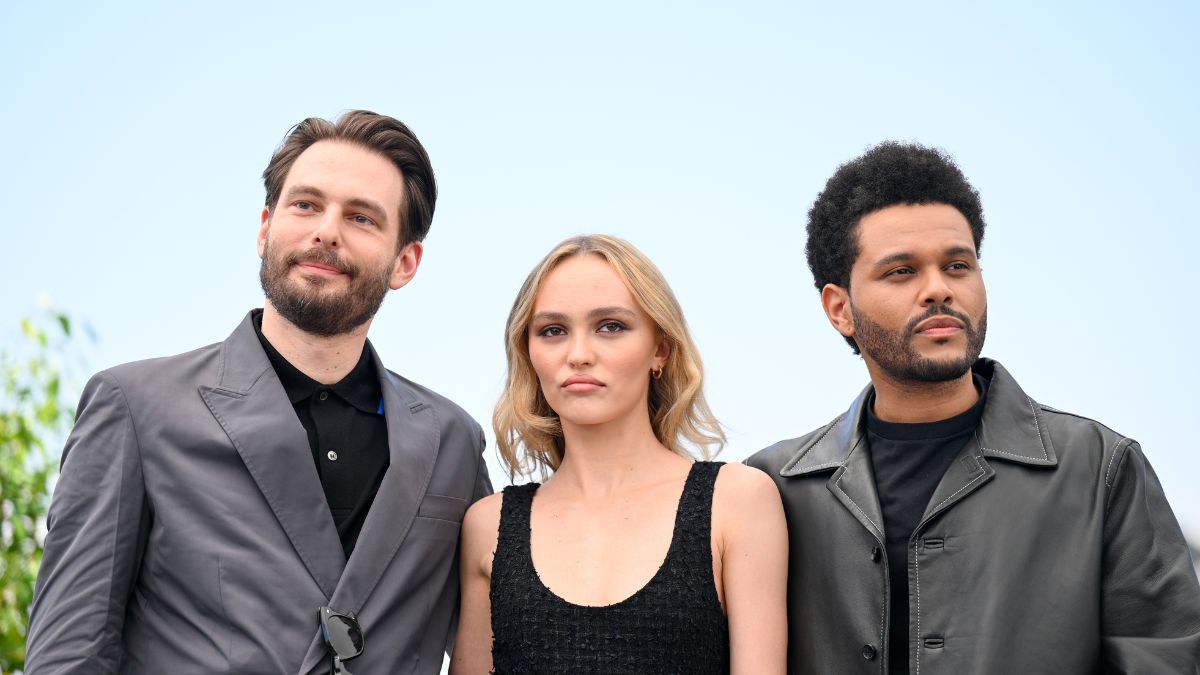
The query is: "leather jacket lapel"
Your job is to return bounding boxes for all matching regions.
[778,384,886,542]
[199,313,346,599]
[919,436,995,527]
[828,442,886,543]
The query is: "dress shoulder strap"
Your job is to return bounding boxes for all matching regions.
[493,483,539,577]
[671,461,725,562]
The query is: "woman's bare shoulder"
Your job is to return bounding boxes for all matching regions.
[711,462,786,531]
[714,461,779,498]
[463,491,504,535]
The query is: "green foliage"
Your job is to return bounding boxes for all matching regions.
[0,312,78,673]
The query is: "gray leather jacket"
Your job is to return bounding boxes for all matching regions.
[747,359,1200,674]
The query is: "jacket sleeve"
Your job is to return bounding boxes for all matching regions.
[470,426,493,505]
[25,372,151,675]
[1100,439,1200,674]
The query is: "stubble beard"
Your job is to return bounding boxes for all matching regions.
[259,237,392,338]
[852,304,987,384]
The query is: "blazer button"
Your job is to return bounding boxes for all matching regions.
[871,546,882,562]
[862,644,878,660]
[327,450,338,461]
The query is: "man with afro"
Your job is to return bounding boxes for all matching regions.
[747,142,1200,674]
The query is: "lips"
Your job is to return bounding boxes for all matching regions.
[562,374,604,391]
[913,315,966,338]
[289,249,350,276]
[296,261,344,274]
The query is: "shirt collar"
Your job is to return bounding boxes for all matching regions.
[252,309,383,415]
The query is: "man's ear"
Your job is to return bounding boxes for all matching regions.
[257,208,271,258]
[821,283,855,341]
[389,241,424,290]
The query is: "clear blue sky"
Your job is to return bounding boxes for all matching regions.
[3,0,1198,545]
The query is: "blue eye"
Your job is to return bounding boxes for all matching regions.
[598,321,626,333]
[538,326,566,338]
[352,214,374,226]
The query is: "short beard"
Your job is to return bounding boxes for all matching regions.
[259,239,392,337]
[852,304,987,384]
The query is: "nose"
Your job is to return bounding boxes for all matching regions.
[920,269,954,307]
[566,333,594,368]
[311,209,341,248]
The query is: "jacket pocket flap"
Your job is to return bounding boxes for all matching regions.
[418,493,468,522]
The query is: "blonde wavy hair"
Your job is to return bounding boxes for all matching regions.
[493,234,725,480]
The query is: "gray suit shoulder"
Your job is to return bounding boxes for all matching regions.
[87,340,224,393]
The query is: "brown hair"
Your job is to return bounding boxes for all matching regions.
[262,110,437,246]
[493,234,725,479]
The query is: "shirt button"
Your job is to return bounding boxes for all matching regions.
[326,450,338,461]
[862,644,877,660]
[318,391,329,401]
[871,546,882,562]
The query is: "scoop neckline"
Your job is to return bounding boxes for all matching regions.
[524,462,699,610]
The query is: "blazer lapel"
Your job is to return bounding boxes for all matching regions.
[299,345,442,673]
[199,312,345,599]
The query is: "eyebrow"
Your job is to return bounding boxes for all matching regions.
[872,245,977,268]
[531,306,639,324]
[284,185,390,222]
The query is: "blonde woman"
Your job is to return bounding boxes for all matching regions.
[451,235,787,674]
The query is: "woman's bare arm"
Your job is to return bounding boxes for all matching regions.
[714,463,789,674]
[449,493,502,675]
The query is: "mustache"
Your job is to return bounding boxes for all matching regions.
[287,248,352,276]
[905,304,973,334]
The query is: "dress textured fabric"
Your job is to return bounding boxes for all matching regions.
[490,461,730,674]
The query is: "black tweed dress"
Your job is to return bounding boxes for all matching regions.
[489,461,730,674]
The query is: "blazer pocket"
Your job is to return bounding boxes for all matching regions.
[417,493,468,523]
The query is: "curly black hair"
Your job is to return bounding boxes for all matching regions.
[805,141,986,352]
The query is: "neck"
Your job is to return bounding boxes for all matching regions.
[552,410,682,498]
[867,366,978,424]
[260,304,371,385]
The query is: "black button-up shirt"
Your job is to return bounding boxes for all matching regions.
[254,311,390,559]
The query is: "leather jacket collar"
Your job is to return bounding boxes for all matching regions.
[779,359,1058,477]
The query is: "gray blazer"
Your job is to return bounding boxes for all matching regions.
[26,311,492,674]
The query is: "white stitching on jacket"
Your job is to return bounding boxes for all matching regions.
[1028,398,1049,459]
[931,472,987,513]
[1104,437,1130,488]
[915,540,921,674]
[834,473,881,534]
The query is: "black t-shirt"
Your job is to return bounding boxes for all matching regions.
[866,375,988,675]
[254,311,390,559]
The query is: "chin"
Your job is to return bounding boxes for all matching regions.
[553,403,619,428]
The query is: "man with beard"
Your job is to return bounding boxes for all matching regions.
[747,142,1200,674]
[26,111,492,675]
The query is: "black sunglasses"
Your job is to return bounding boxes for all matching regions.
[320,606,364,675]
